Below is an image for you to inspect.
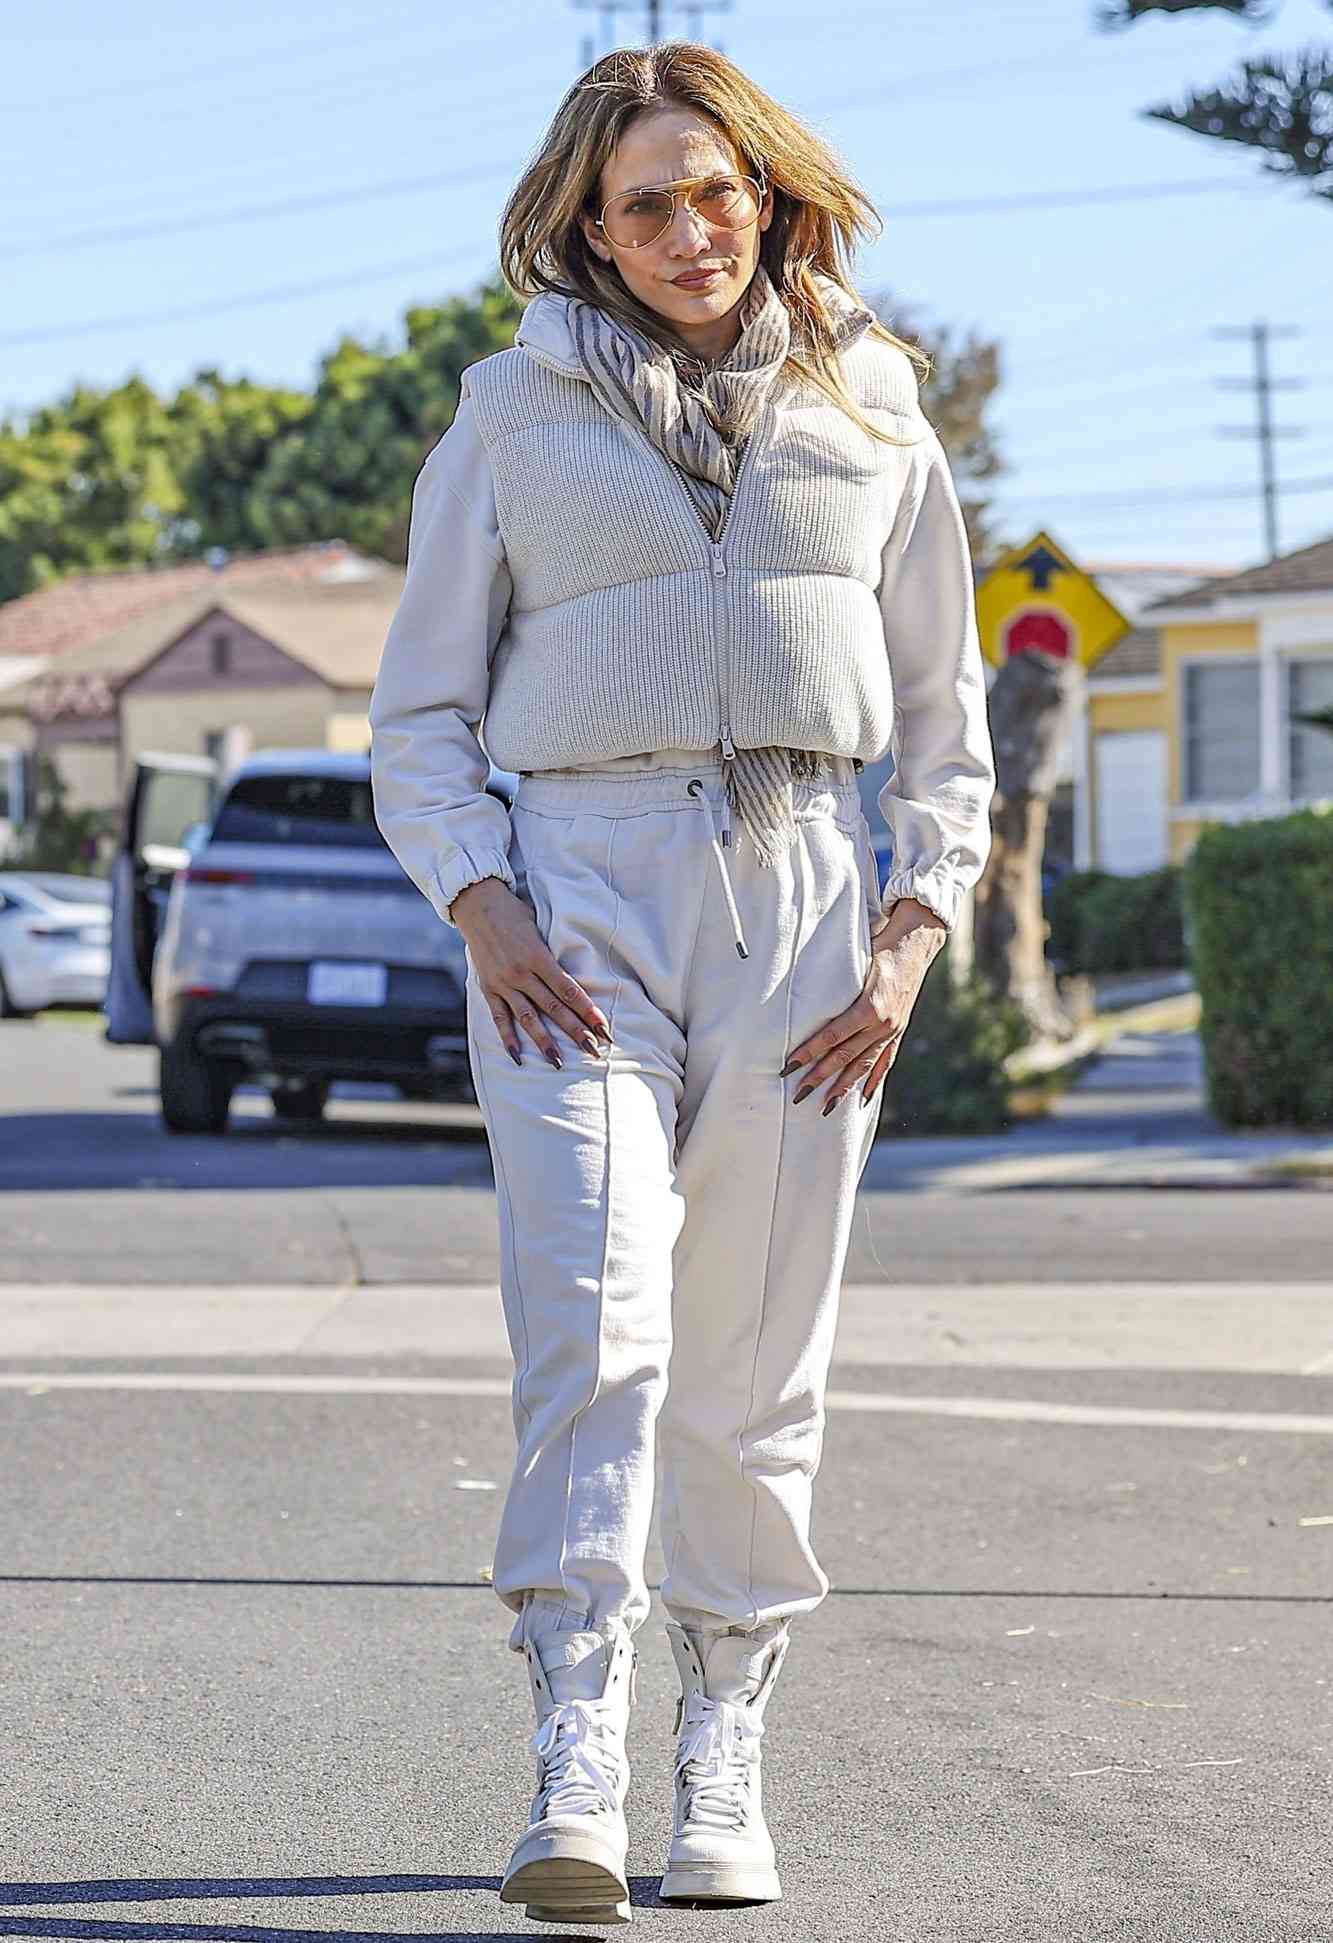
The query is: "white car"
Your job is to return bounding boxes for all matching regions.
[106,748,517,1135]
[0,871,112,1015]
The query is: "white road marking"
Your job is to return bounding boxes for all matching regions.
[1,1369,1331,1434]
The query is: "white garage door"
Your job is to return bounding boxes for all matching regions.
[1095,730,1168,873]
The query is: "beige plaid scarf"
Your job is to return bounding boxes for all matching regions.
[568,263,871,866]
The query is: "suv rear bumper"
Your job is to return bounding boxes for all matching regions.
[160,992,473,1094]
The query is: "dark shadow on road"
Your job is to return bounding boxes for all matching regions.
[0,1869,672,1935]
[0,1113,494,1195]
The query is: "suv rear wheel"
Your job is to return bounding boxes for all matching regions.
[160,1036,234,1134]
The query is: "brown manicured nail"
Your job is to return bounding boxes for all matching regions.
[581,1034,599,1055]
[544,1047,562,1069]
[780,1057,800,1078]
[508,1046,522,1066]
[793,1086,812,1105]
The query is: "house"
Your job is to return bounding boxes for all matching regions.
[0,544,404,831]
[1081,535,1333,871]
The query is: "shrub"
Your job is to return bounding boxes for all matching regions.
[1184,807,1333,1128]
[877,959,1031,1137]
[1045,865,1185,974]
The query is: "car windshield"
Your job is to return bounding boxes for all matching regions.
[210,773,389,850]
[20,874,112,906]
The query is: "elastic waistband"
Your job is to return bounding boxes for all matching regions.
[515,745,863,817]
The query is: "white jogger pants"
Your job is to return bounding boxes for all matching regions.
[464,746,882,1656]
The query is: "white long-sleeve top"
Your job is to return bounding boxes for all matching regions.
[369,280,996,932]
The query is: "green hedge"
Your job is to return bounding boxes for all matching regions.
[1184,807,1333,1128]
[878,960,1031,1136]
[1045,865,1185,974]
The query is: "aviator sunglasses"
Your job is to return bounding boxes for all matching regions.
[594,171,766,250]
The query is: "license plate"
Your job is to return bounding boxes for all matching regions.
[307,960,387,1006]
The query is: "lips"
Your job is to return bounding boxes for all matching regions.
[674,268,724,288]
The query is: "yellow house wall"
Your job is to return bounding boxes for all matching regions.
[326,691,373,752]
[1087,689,1165,737]
[49,741,121,813]
[119,686,333,782]
[1085,687,1166,868]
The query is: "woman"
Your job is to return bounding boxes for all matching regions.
[370,41,995,1928]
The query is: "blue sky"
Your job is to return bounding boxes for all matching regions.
[5,0,1331,571]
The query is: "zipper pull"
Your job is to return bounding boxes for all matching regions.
[711,545,726,577]
[719,725,736,760]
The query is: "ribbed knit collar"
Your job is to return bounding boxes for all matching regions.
[515,268,875,377]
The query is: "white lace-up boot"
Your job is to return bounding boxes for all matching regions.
[659,1616,792,1905]
[498,1603,639,1927]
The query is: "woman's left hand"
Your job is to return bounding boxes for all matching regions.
[780,895,949,1114]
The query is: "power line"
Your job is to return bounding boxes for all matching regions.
[0,246,494,351]
[3,163,1281,270]
[5,163,516,266]
[1212,320,1307,562]
[997,471,1333,513]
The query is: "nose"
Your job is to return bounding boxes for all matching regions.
[665,195,716,255]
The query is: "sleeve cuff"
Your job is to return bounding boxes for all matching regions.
[880,871,961,933]
[432,849,517,929]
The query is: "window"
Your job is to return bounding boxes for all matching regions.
[210,632,231,677]
[210,773,388,850]
[1288,657,1333,801]
[1182,661,1261,803]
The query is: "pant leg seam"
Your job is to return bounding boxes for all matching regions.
[739,833,806,1633]
[470,1003,533,1443]
[555,816,626,1614]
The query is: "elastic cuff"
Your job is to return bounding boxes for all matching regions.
[432,849,517,928]
[881,873,960,932]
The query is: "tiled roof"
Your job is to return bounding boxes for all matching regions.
[0,541,371,663]
[1090,626,1161,681]
[1143,532,1333,612]
[7,558,404,720]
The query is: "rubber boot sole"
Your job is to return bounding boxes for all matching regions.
[500,1829,629,1915]
[659,1864,781,1904]
[524,1897,632,1925]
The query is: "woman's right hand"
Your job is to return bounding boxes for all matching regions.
[449,876,614,1068]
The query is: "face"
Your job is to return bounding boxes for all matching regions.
[580,105,774,357]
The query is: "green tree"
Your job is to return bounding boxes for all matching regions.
[0,377,187,600]
[1096,0,1333,199]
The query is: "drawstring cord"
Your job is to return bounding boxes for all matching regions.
[687,777,749,960]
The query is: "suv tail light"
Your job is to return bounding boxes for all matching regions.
[184,867,256,885]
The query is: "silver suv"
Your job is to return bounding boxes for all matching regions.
[106,748,512,1135]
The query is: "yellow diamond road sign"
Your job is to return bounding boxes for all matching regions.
[976,529,1132,671]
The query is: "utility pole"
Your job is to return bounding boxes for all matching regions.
[1212,320,1305,563]
[573,0,732,63]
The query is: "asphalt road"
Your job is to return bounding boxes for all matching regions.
[2,1021,1331,1939]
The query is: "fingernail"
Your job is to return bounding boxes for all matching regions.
[779,1057,800,1078]
[581,1034,600,1055]
[508,1046,522,1067]
[544,1048,562,1069]
[822,1094,840,1116]
[792,1086,812,1105]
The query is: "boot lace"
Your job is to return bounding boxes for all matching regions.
[674,1691,763,1832]
[531,1699,625,1821]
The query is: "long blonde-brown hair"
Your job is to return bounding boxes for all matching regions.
[498,41,929,448]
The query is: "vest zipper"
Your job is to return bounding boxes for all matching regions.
[610,400,777,775]
[706,407,770,776]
